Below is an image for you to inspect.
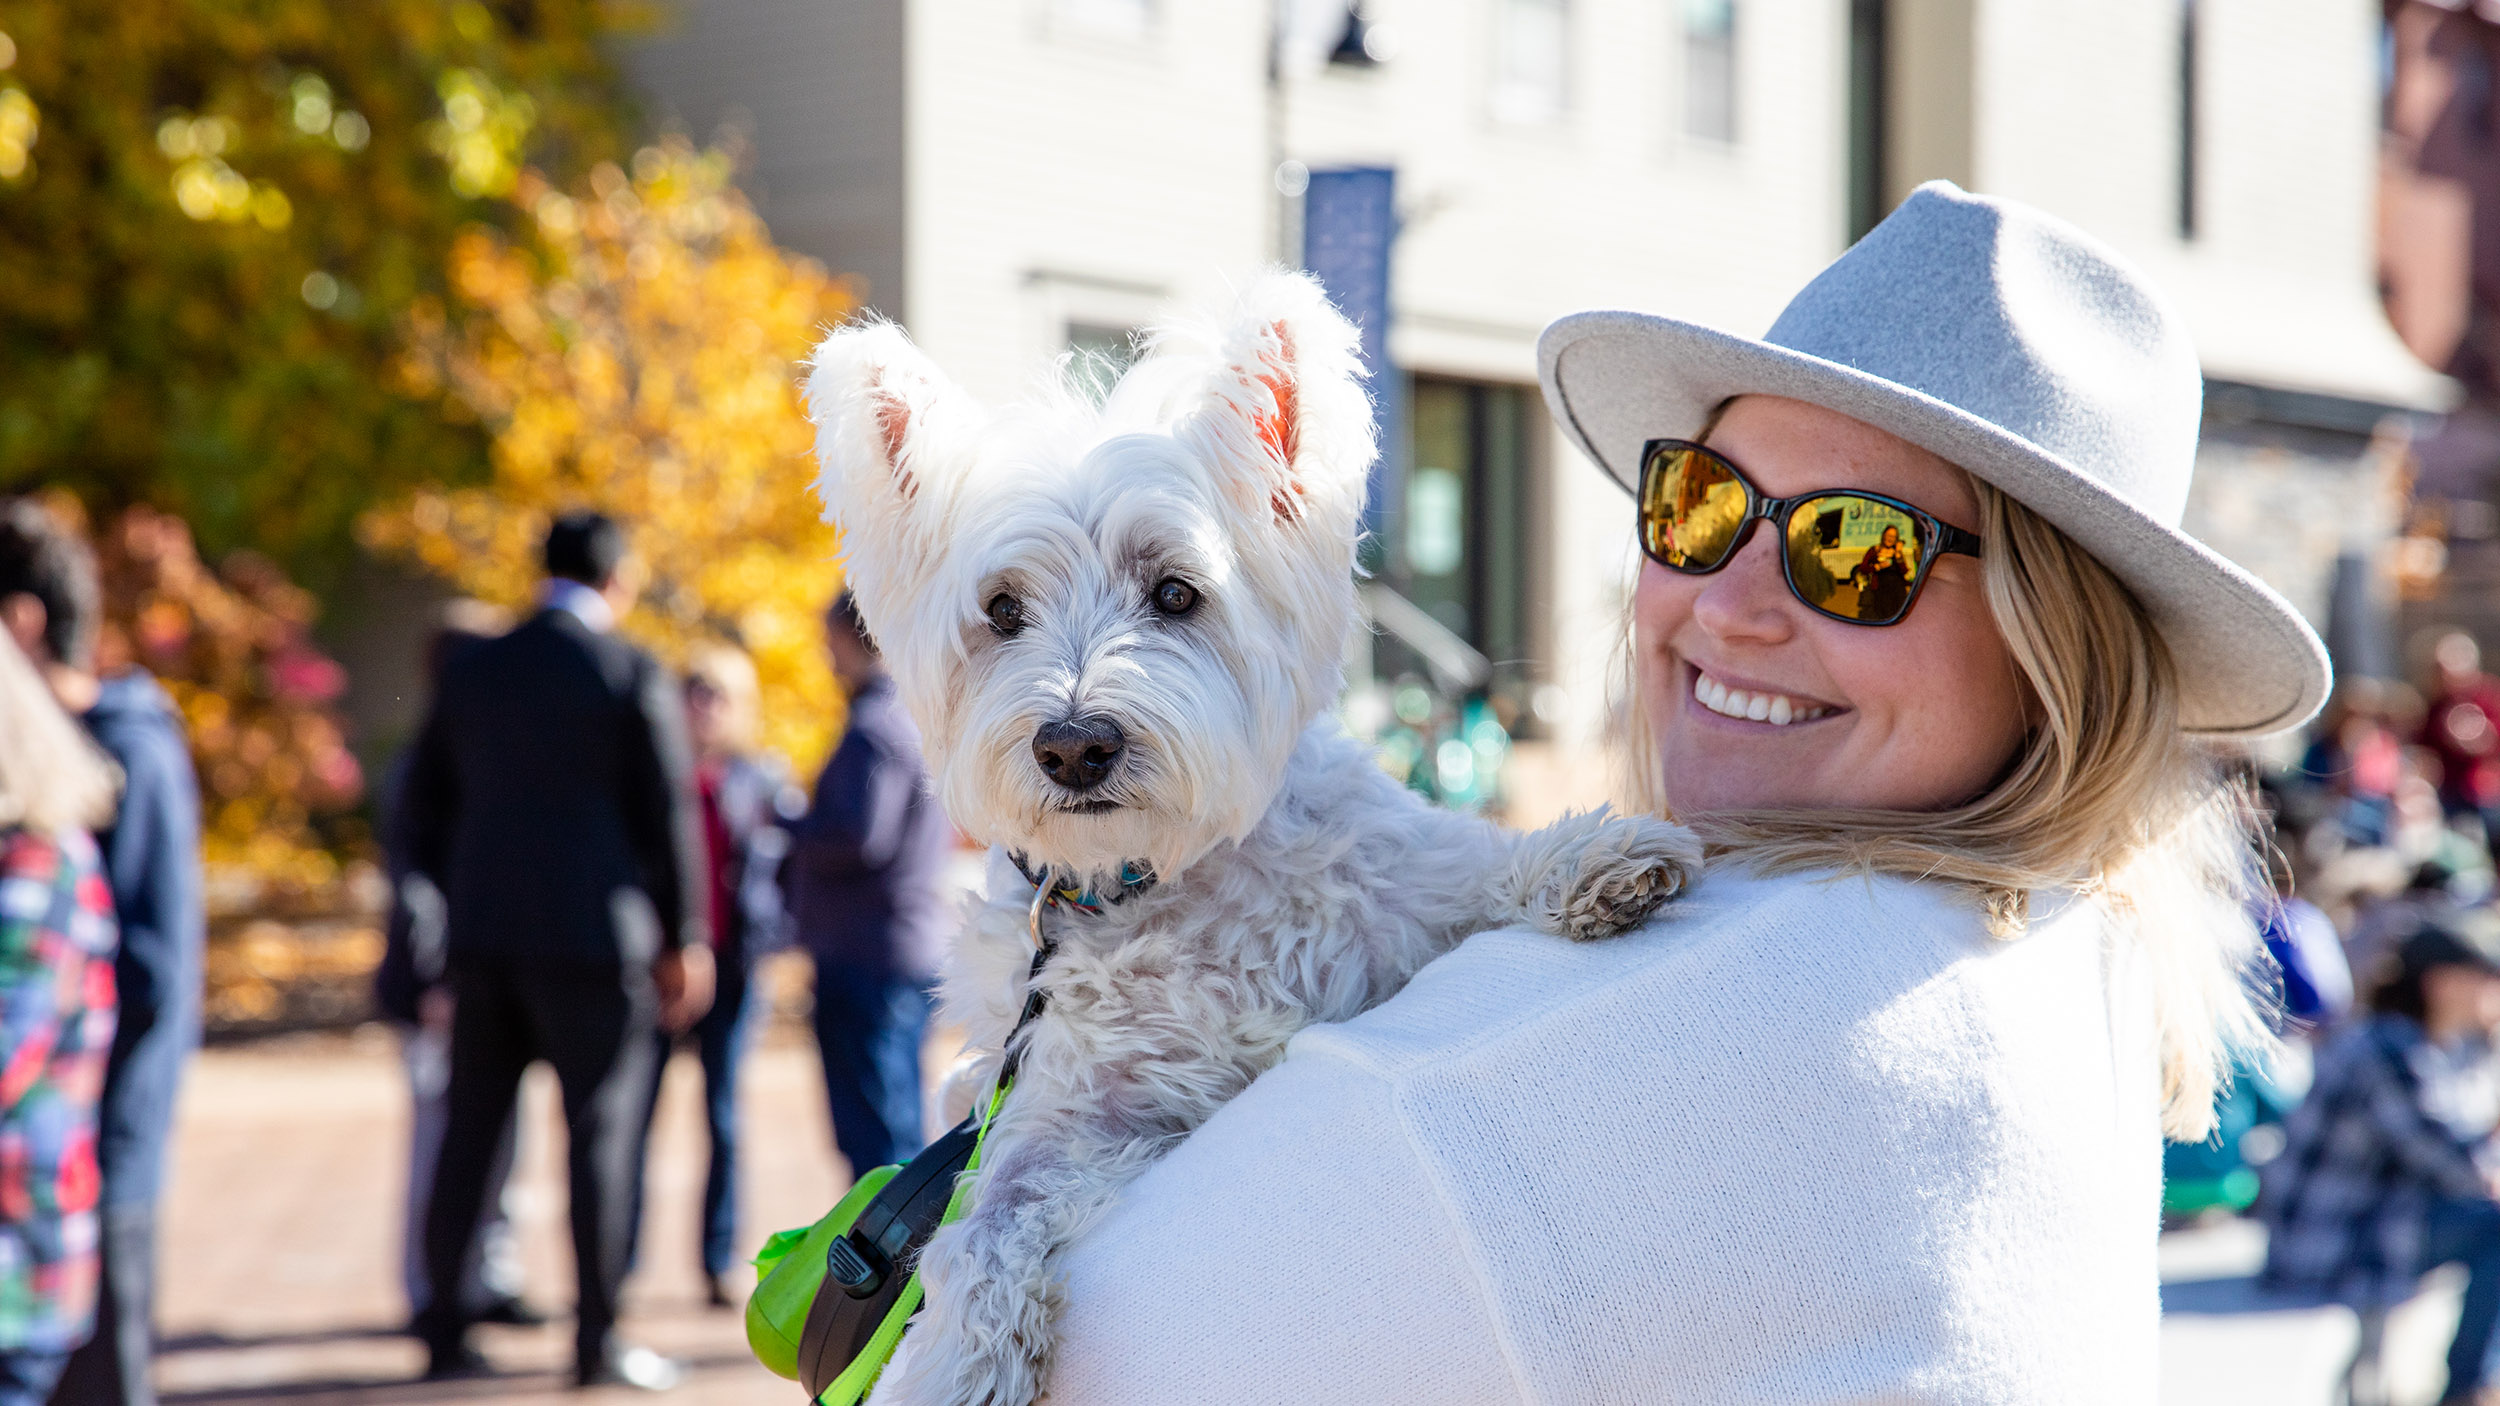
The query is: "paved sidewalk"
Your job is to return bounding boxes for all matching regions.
[2159,1215,2464,1406]
[157,1027,857,1405]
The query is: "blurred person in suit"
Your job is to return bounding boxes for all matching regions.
[0,631,121,1406]
[784,592,947,1177]
[404,512,711,1390]
[631,641,796,1307]
[0,500,201,1406]
[370,600,540,1333]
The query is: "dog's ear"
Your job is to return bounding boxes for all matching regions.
[1172,271,1376,533]
[804,318,985,587]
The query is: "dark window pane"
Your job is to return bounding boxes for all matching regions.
[1066,322,1139,402]
[1406,381,1472,638]
[1684,0,1737,143]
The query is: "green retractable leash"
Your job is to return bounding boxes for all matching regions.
[745,859,1153,1404]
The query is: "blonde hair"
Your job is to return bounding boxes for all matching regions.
[0,631,118,835]
[684,640,761,753]
[1616,477,2269,1141]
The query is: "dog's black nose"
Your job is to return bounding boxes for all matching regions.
[1032,716,1125,793]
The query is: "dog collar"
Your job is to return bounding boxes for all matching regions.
[1008,852,1157,914]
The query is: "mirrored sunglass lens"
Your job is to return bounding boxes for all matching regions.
[1641,447,1747,570]
[1786,495,1926,622]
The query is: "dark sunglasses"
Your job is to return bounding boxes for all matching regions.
[1636,438,1983,627]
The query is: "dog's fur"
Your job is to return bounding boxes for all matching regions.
[805,270,1699,1406]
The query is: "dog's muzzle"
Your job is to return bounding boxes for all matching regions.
[1032,714,1125,794]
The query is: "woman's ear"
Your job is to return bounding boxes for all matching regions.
[804,318,986,603]
[1170,271,1377,534]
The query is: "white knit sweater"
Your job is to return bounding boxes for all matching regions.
[1041,867,2163,1404]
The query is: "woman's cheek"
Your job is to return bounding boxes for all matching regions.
[1633,560,1688,650]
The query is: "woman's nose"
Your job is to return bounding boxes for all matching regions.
[1689,527,1797,646]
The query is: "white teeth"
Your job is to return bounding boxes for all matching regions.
[1692,671,1831,726]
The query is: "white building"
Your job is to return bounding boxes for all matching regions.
[630,0,2444,813]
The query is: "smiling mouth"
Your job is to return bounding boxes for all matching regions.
[1691,669,1840,727]
[1055,799,1124,815]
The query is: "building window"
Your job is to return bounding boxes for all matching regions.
[1846,0,1887,242]
[1492,0,1571,126]
[1054,0,1153,42]
[1683,0,1738,144]
[2176,0,2199,239]
[1066,322,1140,402]
[1395,378,1539,701]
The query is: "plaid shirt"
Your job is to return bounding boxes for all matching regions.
[0,826,117,1352]
[2259,1014,2491,1307]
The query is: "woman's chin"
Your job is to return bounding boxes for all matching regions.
[1659,729,1845,816]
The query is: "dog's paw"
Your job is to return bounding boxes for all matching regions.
[881,1220,1057,1406]
[1508,808,1703,942]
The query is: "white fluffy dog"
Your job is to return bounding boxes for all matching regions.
[805,270,1698,1406]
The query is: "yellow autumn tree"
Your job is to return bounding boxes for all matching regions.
[363,138,854,767]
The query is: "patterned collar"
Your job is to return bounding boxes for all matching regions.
[1009,852,1158,914]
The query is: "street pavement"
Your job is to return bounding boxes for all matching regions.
[2159,1214,2463,1405]
[153,1030,2472,1404]
[158,1026,854,1405]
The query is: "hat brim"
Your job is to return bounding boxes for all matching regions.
[1539,309,2332,739]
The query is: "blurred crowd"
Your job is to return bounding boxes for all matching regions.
[2218,629,2500,1402]
[0,499,955,1399]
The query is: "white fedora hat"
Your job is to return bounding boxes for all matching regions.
[1538,180,2331,738]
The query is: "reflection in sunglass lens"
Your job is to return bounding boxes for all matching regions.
[1641,446,1748,570]
[1787,494,1925,623]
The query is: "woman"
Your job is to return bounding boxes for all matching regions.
[1030,183,2328,1402]
[0,633,118,1404]
[639,641,791,1306]
[1848,522,1915,621]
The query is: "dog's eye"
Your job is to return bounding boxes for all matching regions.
[1150,578,1199,617]
[985,592,1024,636]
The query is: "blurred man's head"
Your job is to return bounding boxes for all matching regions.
[824,590,880,689]
[543,510,642,617]
[0,498,102,676]
[683,641,760,761]
[2377,920,2500,1036]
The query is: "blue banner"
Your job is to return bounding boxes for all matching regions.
[1301,165,1399,551]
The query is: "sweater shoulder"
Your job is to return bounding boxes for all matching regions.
[1271,869,2155,1400]
[1293,866,2049,1082]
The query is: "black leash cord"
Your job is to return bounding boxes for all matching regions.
[995,874,1062,1088]
[996,936,1055,1087]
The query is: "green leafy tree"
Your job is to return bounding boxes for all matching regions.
[0,0,639,587]
[365,141,858,769]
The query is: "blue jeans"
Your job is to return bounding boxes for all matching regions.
[810,960,931,1176]
[50,1200,152,1406]
[691,963,755,1276]
[0,1350,67,1406]
[630,960,756,1279]
[2424,1195,2500,1396]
